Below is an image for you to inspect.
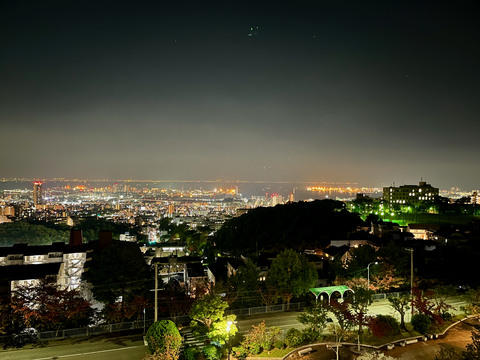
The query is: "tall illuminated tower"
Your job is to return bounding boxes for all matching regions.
[33,181,43,206]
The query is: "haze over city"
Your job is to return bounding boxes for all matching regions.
[1,1,478,190]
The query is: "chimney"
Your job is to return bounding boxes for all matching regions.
[99,230,113,251]
[69,229,83,249]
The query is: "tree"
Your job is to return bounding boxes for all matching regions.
[377,241,409,277]
[349,286,374,336]
[327,323,349,360]
[412,286,455,326]
[462,287,480,315]
[464,330,480,359]
[103,295,151,323]
[345,246,377,275]
[240,321,281,353]
[369,263,404,292]
[266,249,317,309]
[145,320,182,356]
[256,283,281,307]
[297,301,329,340]
[435,347,462,360]
[10,280,93,332]
[226,260,262,308]
[388,294,411,330]
[190,294,229,333]
[207,314,238,345]
[83,242,152,306]
[357,351,396,360]
[215,200,361,255]
[431,285,457,319]
[334,276,368,290]
[328,300,354,331]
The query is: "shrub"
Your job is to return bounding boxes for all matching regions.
[261,341,272,351]
[184,346,199,360]
[232,346,248,359]
[203,344,222,360]
[285,328,303,347]
[368,318,393,339]
[411,314,432,334]
[441,312,453,322]
[191,325,208,336]
[301,328,322,343]
[376,315,401,335]
[274,340,285,349]
[145,320,182,355]
[249,343,262,355]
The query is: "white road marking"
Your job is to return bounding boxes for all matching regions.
[30,345,146,360]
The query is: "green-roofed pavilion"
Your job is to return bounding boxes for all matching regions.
[309,285,354,303]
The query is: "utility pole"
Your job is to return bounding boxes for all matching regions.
[405,248,414,316]
[154,262,158,322]
[366,261,378,289]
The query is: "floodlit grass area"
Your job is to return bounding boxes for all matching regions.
[255,348,294,357]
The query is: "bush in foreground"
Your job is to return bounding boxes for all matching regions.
[285,328,303,347]
[202,344,222,360]
[145,320,182,355]
[411,314,432,335]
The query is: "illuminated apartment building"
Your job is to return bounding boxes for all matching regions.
[33,181,43,206]
[383,181,439,207]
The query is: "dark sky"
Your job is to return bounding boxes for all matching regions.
[1,1,479,189]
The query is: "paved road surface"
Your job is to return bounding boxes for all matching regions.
[1,334,148,360]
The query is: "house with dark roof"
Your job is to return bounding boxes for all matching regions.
[0,263,63,298]
[0,230,90,293]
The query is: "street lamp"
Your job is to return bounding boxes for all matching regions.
[226,321,232,360]
[367,261,378,289]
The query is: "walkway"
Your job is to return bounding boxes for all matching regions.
[284,317,479,360]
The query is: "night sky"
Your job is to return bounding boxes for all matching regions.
[1,1,479,189]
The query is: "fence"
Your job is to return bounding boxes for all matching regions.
[371,291,410,300]
[0,302,306,345]
[226,302,306,316]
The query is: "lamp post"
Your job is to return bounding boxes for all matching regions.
[226,321,232,360]
[366,261,378,289]
[154,263,158,322]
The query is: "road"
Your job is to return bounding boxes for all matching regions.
[0,333,148,360]
[1,297,466,360]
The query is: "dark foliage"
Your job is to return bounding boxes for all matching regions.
[411,313,432,334]
[215,200,361,255]
[82,242,153,305]
[0,221,69,246]
[75,218,144,242]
